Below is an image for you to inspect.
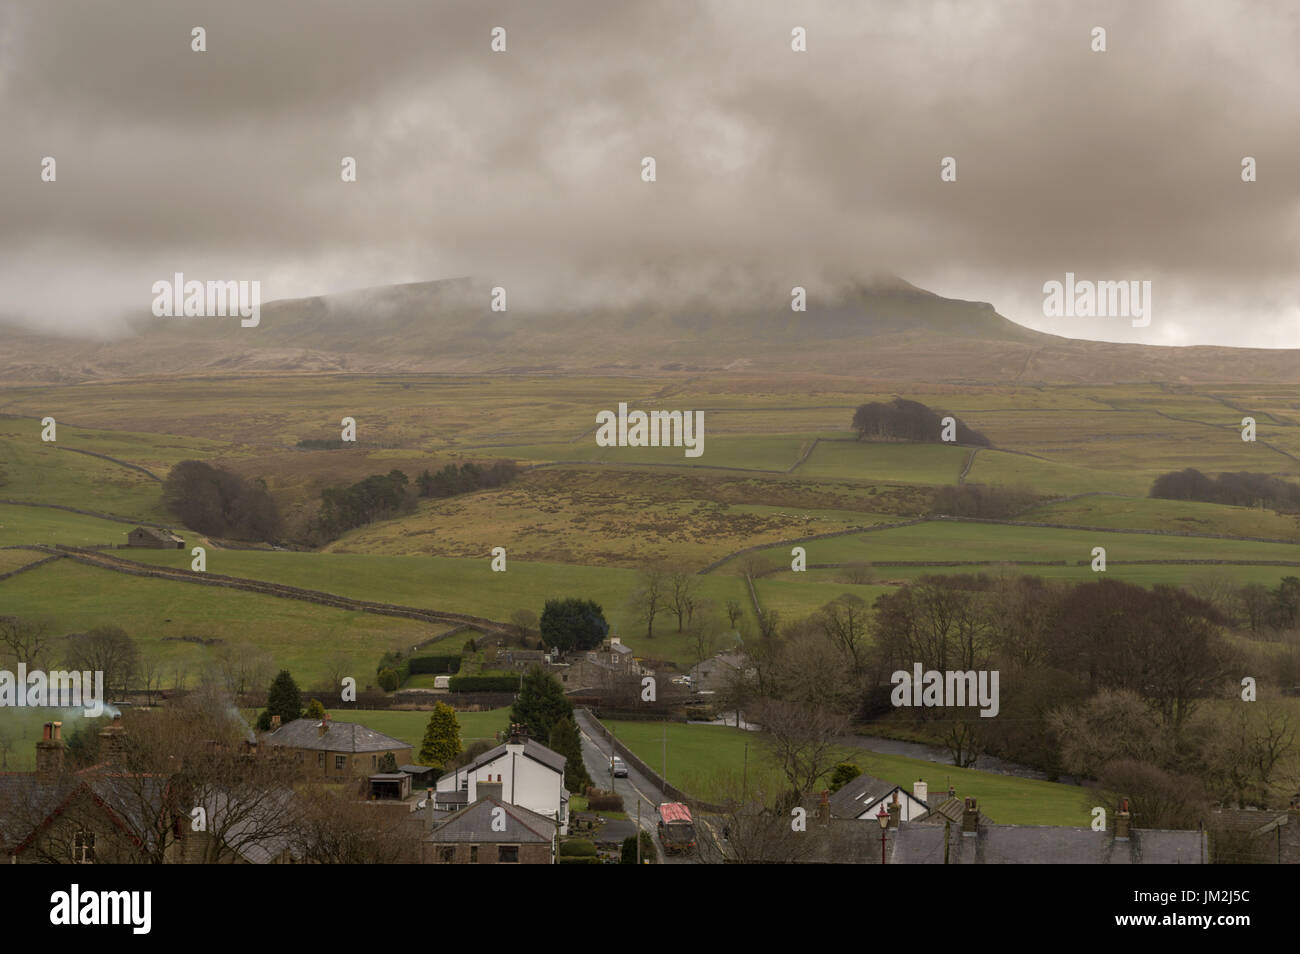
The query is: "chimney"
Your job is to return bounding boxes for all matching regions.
[477,780,504,803]
[816,790,830,822]
[318,712,330,737]
[1115,798,1131,841]
[270,714,281,731]
[962,797,979,836]
[888,791,901,828]
[506,723,527,747]
[36,721,64,782]
[98,714,125,765]
[913,779,928,806]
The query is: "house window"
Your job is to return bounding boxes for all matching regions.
[295,751,303,762]
[498,845,519,863]
[317,752,324,767]
[335,755,346,770]
[73,830,95,864]
[372,755,377,769]
[470,845,479,863]
[439,847,455,863]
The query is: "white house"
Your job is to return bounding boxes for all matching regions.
[434,727,569,835]
[828,776,931,823]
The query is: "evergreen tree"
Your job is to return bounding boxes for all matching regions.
[548,716,592,793]
[304,698,326,720]
[265,670,303,726]
[510,666,572,743]
[539,598,609,653]
[419,702,462,767]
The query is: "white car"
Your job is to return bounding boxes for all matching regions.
[611,757,629,778]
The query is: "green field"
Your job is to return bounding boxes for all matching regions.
[604,720,1092,826]
[0,559,453,688]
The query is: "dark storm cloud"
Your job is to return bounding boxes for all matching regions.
[1,0,1297,345]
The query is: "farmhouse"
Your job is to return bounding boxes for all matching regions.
[433,725,568,835]
[261,713,412,778]
[126,526,184,549]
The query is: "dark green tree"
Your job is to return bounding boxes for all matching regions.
[828,762,862,792]
[264,670,303,726]
[377,667,400,692]
[304,698,326,720]
[510,666,572,744]
[548,716,592,793]
[539,598,609,653]
[419,702,462,767]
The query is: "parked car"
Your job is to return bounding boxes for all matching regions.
[611,756,628,778]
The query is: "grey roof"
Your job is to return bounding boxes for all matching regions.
[436,738,565,783]
[827,774,922,819]
[426,796,556,844]
[131,526,183,542]
[399,764,435,775]
[890,823,1205,864]
[263,718,408,753]
[913,796,992,827]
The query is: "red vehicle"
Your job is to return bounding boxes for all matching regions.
[657,802,696,854]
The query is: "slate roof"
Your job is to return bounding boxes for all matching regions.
[263,718,407,753]
[890,824,1205,864]
[435,738,566,783]
[913,796,993,827]
[426,796,556,844]
[827,774,924,819]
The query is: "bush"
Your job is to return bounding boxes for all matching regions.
[829,763,862,793]
[559,839,597,857]
[377,668,400,692]
[558,855,601,864]
[586,790,624,812]
[449,674,518,692]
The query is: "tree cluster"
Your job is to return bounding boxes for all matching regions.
[851,398,990,446]
[162,459,281,541]
[1150,467,1300,510]
[415,460,518,498]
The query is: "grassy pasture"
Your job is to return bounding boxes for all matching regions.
[0,502,147,548]
[794,439,968,483]
[1021,494,1300,542]
[0,559,453,688]
[750,520,1300,568]
[604,720,1092,826]
[103,548,754,664]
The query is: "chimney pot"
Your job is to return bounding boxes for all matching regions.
[962,797,979,836]
[1115,798,1132,840]
[887,800,901,828]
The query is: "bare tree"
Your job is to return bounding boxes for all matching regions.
[668,569,699,633]
[724,598,744,630]
[0,616,53,669]
[628,563,668,638]
[138,655,165,706]
[64,625,139,699]
[815,594,871,676]
[757,699,850,799]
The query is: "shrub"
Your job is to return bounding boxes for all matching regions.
[559,839,597,857]
[828,763,862,793]
[377,668,400,692]
[586,790,624,812]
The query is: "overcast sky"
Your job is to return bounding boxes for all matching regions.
[2,0,1298,346]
